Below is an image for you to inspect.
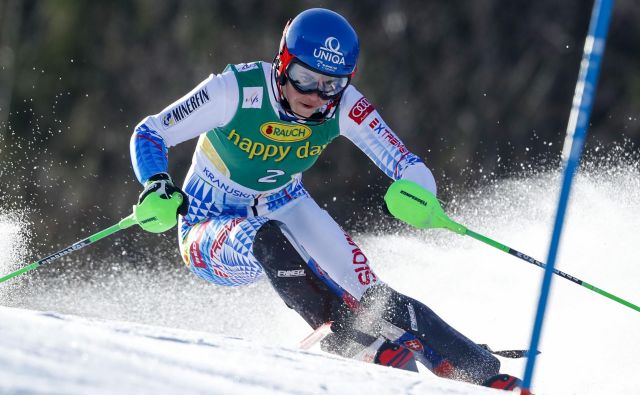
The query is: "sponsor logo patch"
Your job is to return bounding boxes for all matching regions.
[162,112,175,128]
[242,87,263,109]
[380,129,408,154]
[227,129,326,161]
[344,233,377,286]
[277,269,306,278]
[190,241,207,269]
[260,122,312,142]
[368,118,408,154]
[237,62,259,72]
[349,96,374,125]
[40,240,89,265]
[202,168,256,198]
[407,304,418,331]
[162,87,210,129]
[211,217,244,256]
[313,37,345,73]
[189,225,209,269]
[369,117,386,134]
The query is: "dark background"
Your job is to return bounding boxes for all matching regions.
[0,0,638,260]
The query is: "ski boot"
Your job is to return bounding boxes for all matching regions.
[319,325,419,372]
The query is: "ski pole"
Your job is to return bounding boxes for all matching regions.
[464,229,640,312]
[1,182,186,284]
[0,214,138,284]
[385,179,640,314]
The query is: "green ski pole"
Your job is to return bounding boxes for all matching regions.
[0,214,138,284]
[0,187,184,284]
[385,179,640,314]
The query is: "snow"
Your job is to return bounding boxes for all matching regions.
[1,165,639,394]
[0,307,499,395]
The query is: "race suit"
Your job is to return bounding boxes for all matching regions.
[130,61,500,383]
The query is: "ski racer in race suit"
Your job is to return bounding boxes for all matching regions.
[130,8,522,389]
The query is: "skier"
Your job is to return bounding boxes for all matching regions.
[130,8,523,390]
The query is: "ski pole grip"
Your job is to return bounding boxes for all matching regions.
[384,179,467,234]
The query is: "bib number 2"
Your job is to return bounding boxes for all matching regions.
[258,169,285,183]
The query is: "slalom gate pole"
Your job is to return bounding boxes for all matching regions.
[0,214,138,284]
[522,0,614,391]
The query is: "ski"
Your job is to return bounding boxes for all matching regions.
[299,321,334,350]
[300,321,537,360]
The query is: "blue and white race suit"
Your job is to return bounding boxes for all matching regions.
[130,62,436,302]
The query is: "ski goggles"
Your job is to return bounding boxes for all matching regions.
[286,61,350,100]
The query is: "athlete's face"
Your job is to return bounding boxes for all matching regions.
[283,80,329,118]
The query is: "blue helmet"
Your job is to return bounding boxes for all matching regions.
[276,8,360,79]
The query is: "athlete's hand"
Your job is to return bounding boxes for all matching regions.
[135,173,189,233]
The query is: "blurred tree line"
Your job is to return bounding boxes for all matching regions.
[0,0,638,257]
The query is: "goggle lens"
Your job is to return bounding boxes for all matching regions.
[286,62,349,99]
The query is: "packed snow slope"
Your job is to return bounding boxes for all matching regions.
[0,306,503,395]
[1,162,639,394]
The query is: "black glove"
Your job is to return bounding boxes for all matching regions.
[138,173,189,216]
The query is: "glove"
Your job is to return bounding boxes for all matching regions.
[135,173,189,233]
[138,173,189,215]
